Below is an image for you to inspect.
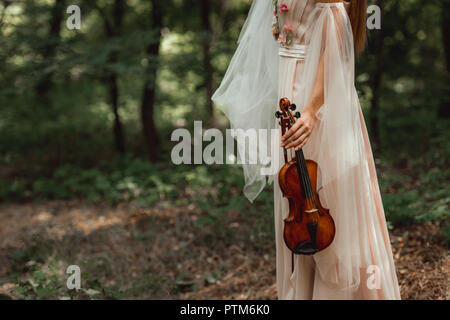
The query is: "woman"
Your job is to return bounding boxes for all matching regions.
[212,0,401,300]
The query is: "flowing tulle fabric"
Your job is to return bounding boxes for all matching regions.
[213,0,400,300]
[302,2,366,293]
[212,0,279,202]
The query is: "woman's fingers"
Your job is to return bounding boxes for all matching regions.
[281,112,315,149]
[282,119,303,142]
[282,126,307,147]
[285,133,308,150]
[281,116,314,149]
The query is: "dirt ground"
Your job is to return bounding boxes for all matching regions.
[0,201,448,300]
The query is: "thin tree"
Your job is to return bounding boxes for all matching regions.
[96,0,126,154]
[200,0,214,121]
[35,0,65,107]
[439,0,450,118]
[200,0,229,122]
[140,0,164,161]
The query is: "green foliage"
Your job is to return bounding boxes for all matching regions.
[381,133,450,235]
[17,157,205,204]
[0,0,449,297]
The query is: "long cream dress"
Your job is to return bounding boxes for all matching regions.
[213,0,401,300]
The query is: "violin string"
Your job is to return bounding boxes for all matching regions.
[299,156,307,196]
[297,141,312,200]
[286,109,315,208]
[299,150,313,197]
[302,155,312,196]
[300,150,314,203]
[289,114,305,194]
[305,159,314,200]
[289,112,311,200]
[300,154,312,200]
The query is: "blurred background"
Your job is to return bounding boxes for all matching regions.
[0,0,448,300]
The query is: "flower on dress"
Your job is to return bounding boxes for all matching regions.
[283,24,293,32]
[272,5,280,40]
[276,23,294,47]
[272,16,280,39]
[272,1,291,42]
[279,4,289,13]
[277,33,287,44]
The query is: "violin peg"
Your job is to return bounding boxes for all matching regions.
[295,112,301,119]
[275,111,283,119]
[290,104,297,111]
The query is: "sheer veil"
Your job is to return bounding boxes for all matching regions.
[212,0,279,202]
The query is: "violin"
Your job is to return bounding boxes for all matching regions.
[276,98,335,256]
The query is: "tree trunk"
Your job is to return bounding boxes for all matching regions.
[140,0,163,161]
[200,0,214,121]
[439,0,450,118]
[369,0,384,151]
[108,72,126,153]
[101,0,126,154]
[35,0,65,107]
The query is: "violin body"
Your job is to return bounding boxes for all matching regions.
[276,97,335,256]
[279,159,335,255]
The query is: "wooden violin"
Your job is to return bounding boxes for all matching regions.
[276,98,335,256]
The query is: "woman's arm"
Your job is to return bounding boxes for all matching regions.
[281,0,344,151]
[281,56,324,151]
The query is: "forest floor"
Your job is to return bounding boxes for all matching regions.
[0,200,448,300]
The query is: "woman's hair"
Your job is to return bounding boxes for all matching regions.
[347,0,367,55]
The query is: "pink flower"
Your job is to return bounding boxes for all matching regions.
[279,4,289,13]
[277,33,287,44]
[283,24,293,32]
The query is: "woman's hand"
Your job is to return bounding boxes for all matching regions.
[281,111,317,151]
